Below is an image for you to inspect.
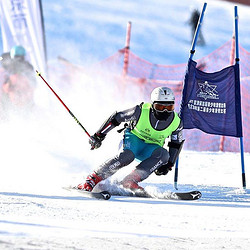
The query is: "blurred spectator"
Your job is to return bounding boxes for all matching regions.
[0,45,35,114]
[188,9,205,46]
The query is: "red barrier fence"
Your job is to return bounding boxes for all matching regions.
[1,38,249,152]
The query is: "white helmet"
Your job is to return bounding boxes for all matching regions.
[151,87,175,104]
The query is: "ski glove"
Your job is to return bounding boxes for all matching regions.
[89,133,105,150]
[154,162,173,176]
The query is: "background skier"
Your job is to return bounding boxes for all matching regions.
[0,45,35,112]
[188,9,205,45]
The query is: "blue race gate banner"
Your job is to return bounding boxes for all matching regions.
[180,59,242,137]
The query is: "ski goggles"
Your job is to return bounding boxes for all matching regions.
[153,102,174,112]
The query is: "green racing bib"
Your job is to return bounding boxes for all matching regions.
[131,103,180,146]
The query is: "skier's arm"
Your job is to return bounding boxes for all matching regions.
[168,121,184,165]
[89,105,141,150]
[95,105,141,137]
[155,121,184,175]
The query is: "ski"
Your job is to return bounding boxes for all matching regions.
[167,190,202,200]
[111,190,202,201]
[63,186,201,201]
[63,186,111,200]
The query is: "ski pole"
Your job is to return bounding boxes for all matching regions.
[36,70,91,138]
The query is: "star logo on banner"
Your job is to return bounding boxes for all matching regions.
[196,81,219,100]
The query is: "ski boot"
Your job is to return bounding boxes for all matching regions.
[121,170,148,197]
[77,172,103,192]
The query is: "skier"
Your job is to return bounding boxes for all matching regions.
[77,87,184,195]
[0,45,35,110]
[188,9,205,46]
[7,45,35,84]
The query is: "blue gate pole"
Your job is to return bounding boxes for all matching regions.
[174,158,179,190]
[234,6,246,189]
[174,2,207,190]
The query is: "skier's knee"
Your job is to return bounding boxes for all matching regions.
[96,149,135,179]
[119,149,135,165]
[151,147,169,163]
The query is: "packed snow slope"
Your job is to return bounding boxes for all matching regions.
[1,0,250,249]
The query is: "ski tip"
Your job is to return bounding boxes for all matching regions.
[100,191,111,200]
[190,190,202,200]
[171,190,202,200]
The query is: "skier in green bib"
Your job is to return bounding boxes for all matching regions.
[77,87,184,195]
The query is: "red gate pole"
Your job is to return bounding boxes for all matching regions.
[122,21,132,77]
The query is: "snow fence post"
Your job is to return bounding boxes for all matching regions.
[123,21,132,77]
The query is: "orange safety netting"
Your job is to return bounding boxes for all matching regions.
[1,39,249,153]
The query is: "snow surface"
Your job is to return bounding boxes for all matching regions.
[1,0,250,249]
